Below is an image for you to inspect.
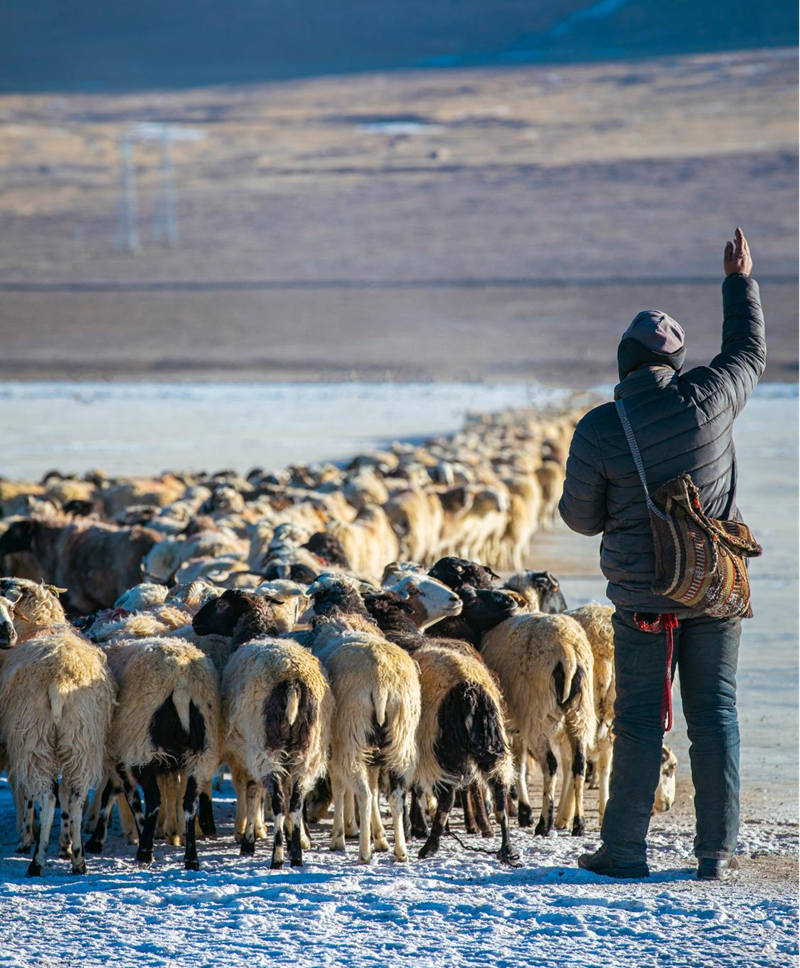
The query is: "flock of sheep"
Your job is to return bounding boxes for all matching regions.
[0,402,677,877]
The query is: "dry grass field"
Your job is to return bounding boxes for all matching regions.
[0,47,796,384]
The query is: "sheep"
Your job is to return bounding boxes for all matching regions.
[326,505,399,583]
[555,603,615,828]
[481,612,595,837]
[0,518,161,614]
[220,636,333,866]
[428,555,499,593]
[503,571,568,614]
[380,563,463,630]
[654,746,678,813]
[363,592,519,862]
[306,575,421,864]
[0,590,116,876]
[86,636,221,870]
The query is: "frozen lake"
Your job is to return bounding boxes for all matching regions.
[0,380,570,480]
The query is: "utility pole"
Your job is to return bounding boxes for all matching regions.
[152,125,178,246]
[114,139,139,253]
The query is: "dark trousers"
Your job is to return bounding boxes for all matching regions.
[600,609,741,864]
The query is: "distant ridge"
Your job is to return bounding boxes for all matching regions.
[1,0,796,92]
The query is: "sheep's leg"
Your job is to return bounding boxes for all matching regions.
[134,767,161,867]
[160,773,182,846]
[492,780,521,868]
[368,767,389,852]
[419,785,455,859]
[117,791,139,844]
[516,745,533,828]
[86,775,119,854]
[240,779,261,855]
[330,775,346,851]
[198,783,216,839]
[409,785,428,839]
[17,797,36,854]
[344,789,358,838]
[288,780,304,867]
[569,740,587,837]
[534,745,557,837]
[28,782,58,877]
[65,784,87,875]
[555,737,575,830]
[114,764,145,839]
[268,775,286,870]
[597,743,612,825]
[388,772,408,862]
[461,786,479,834]
[353,773,373,865]
[57,785,73,860]
[182,774,201,870]
[507,782,519,819]
[471,780,494,838]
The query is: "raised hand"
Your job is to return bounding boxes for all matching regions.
[724,227,752,277]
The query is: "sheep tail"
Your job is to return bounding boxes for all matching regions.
[48,681,65,725]
[552,648,579,706]
[372,687,388,728]
[172,683,192,735]
[285,681,300,727]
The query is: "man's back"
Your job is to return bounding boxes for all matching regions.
[559,271,766,614]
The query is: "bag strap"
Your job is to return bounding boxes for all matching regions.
[615,399,669,522]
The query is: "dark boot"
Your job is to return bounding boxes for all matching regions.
[578,845,649,879]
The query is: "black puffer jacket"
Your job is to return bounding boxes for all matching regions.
[558,273,766,614]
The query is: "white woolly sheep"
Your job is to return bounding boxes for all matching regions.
[86,636,221,870]
[221,637,334,866]
[481,612,595,837]
[307,575,421,864]
[0,590,116,876]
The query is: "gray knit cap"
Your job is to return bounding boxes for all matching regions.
[622,310,685,354]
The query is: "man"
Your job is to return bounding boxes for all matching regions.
[558,228,766,880]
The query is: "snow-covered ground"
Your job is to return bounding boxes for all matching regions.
[0,776,796,968]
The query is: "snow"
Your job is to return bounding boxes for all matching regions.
[0,776,795,968]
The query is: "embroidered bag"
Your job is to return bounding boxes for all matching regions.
[616,399,762,619]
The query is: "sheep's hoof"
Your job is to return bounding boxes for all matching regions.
[330,835,346,852]
[534,818,549,837]
[85,838,103,855]
[480,825,494,839]
[255,825,268,840]
[71,862,87,875]
[270,859,284,870]
[418,838,439,860]
[59,847,72,860]
[394,851,408,863]
[184,858,200,871]
[239,838,256,856]
[517,804,533,827]
[26,861,43,877]
[136,849,153,867]
[373,837,389,853]
[498,845,523,868]
[357,854,372,865]
[16,843,33,855]
[571,817,585,837]
[290,853,303,868]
